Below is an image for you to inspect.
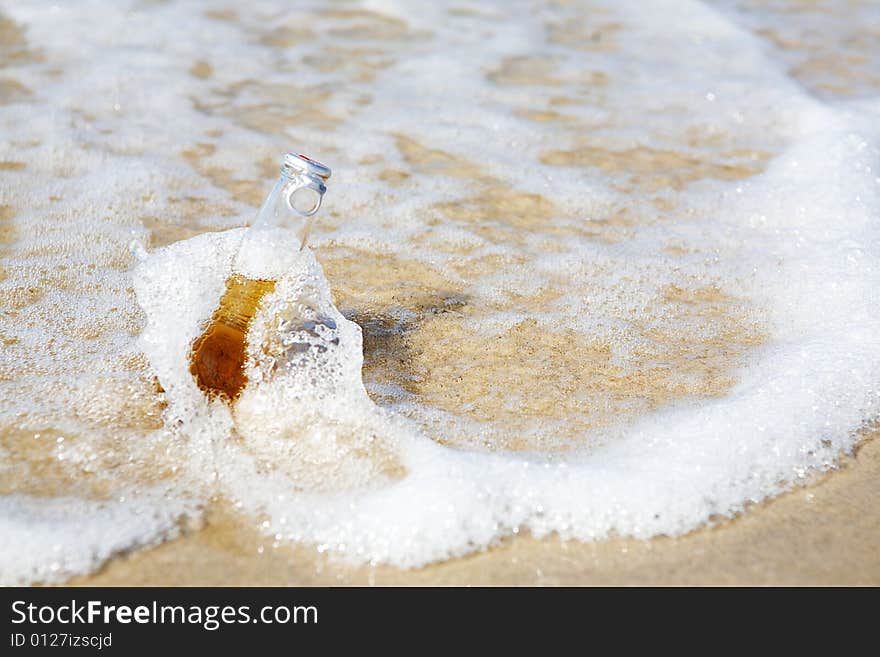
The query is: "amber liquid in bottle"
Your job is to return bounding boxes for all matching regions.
[189,276,276,399]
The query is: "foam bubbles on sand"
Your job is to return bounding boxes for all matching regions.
[130,114,880,566]
[0,492,192,586]
[1,0,879,580]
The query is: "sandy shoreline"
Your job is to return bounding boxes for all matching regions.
[2,1,878,586]
[70,429,880,586]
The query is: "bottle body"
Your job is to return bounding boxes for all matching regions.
[189,153,331,400]
[189,276,276,399]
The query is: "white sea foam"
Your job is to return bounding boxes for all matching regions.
[134,119,880,564]
[0,492,191,586]
[0,0,878,580]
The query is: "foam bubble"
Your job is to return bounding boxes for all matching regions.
[0,491,193,586]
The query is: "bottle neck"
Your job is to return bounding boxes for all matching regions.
[251,172,297,233]
[232,166,327,280]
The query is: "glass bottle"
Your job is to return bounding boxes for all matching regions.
[190,152,331,400]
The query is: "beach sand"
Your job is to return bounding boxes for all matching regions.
[1,1,878,585]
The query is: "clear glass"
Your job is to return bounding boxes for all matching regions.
[232,160,327,280]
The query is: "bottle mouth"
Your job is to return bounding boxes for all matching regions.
[284,152,331,180]
[281,153,331,218]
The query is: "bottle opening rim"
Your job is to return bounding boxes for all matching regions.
[284,152,331,180]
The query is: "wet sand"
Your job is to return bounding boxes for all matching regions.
[73,429,879,586]
[2,1,878,585]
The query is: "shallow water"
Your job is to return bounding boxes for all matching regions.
[0,0,878,584]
